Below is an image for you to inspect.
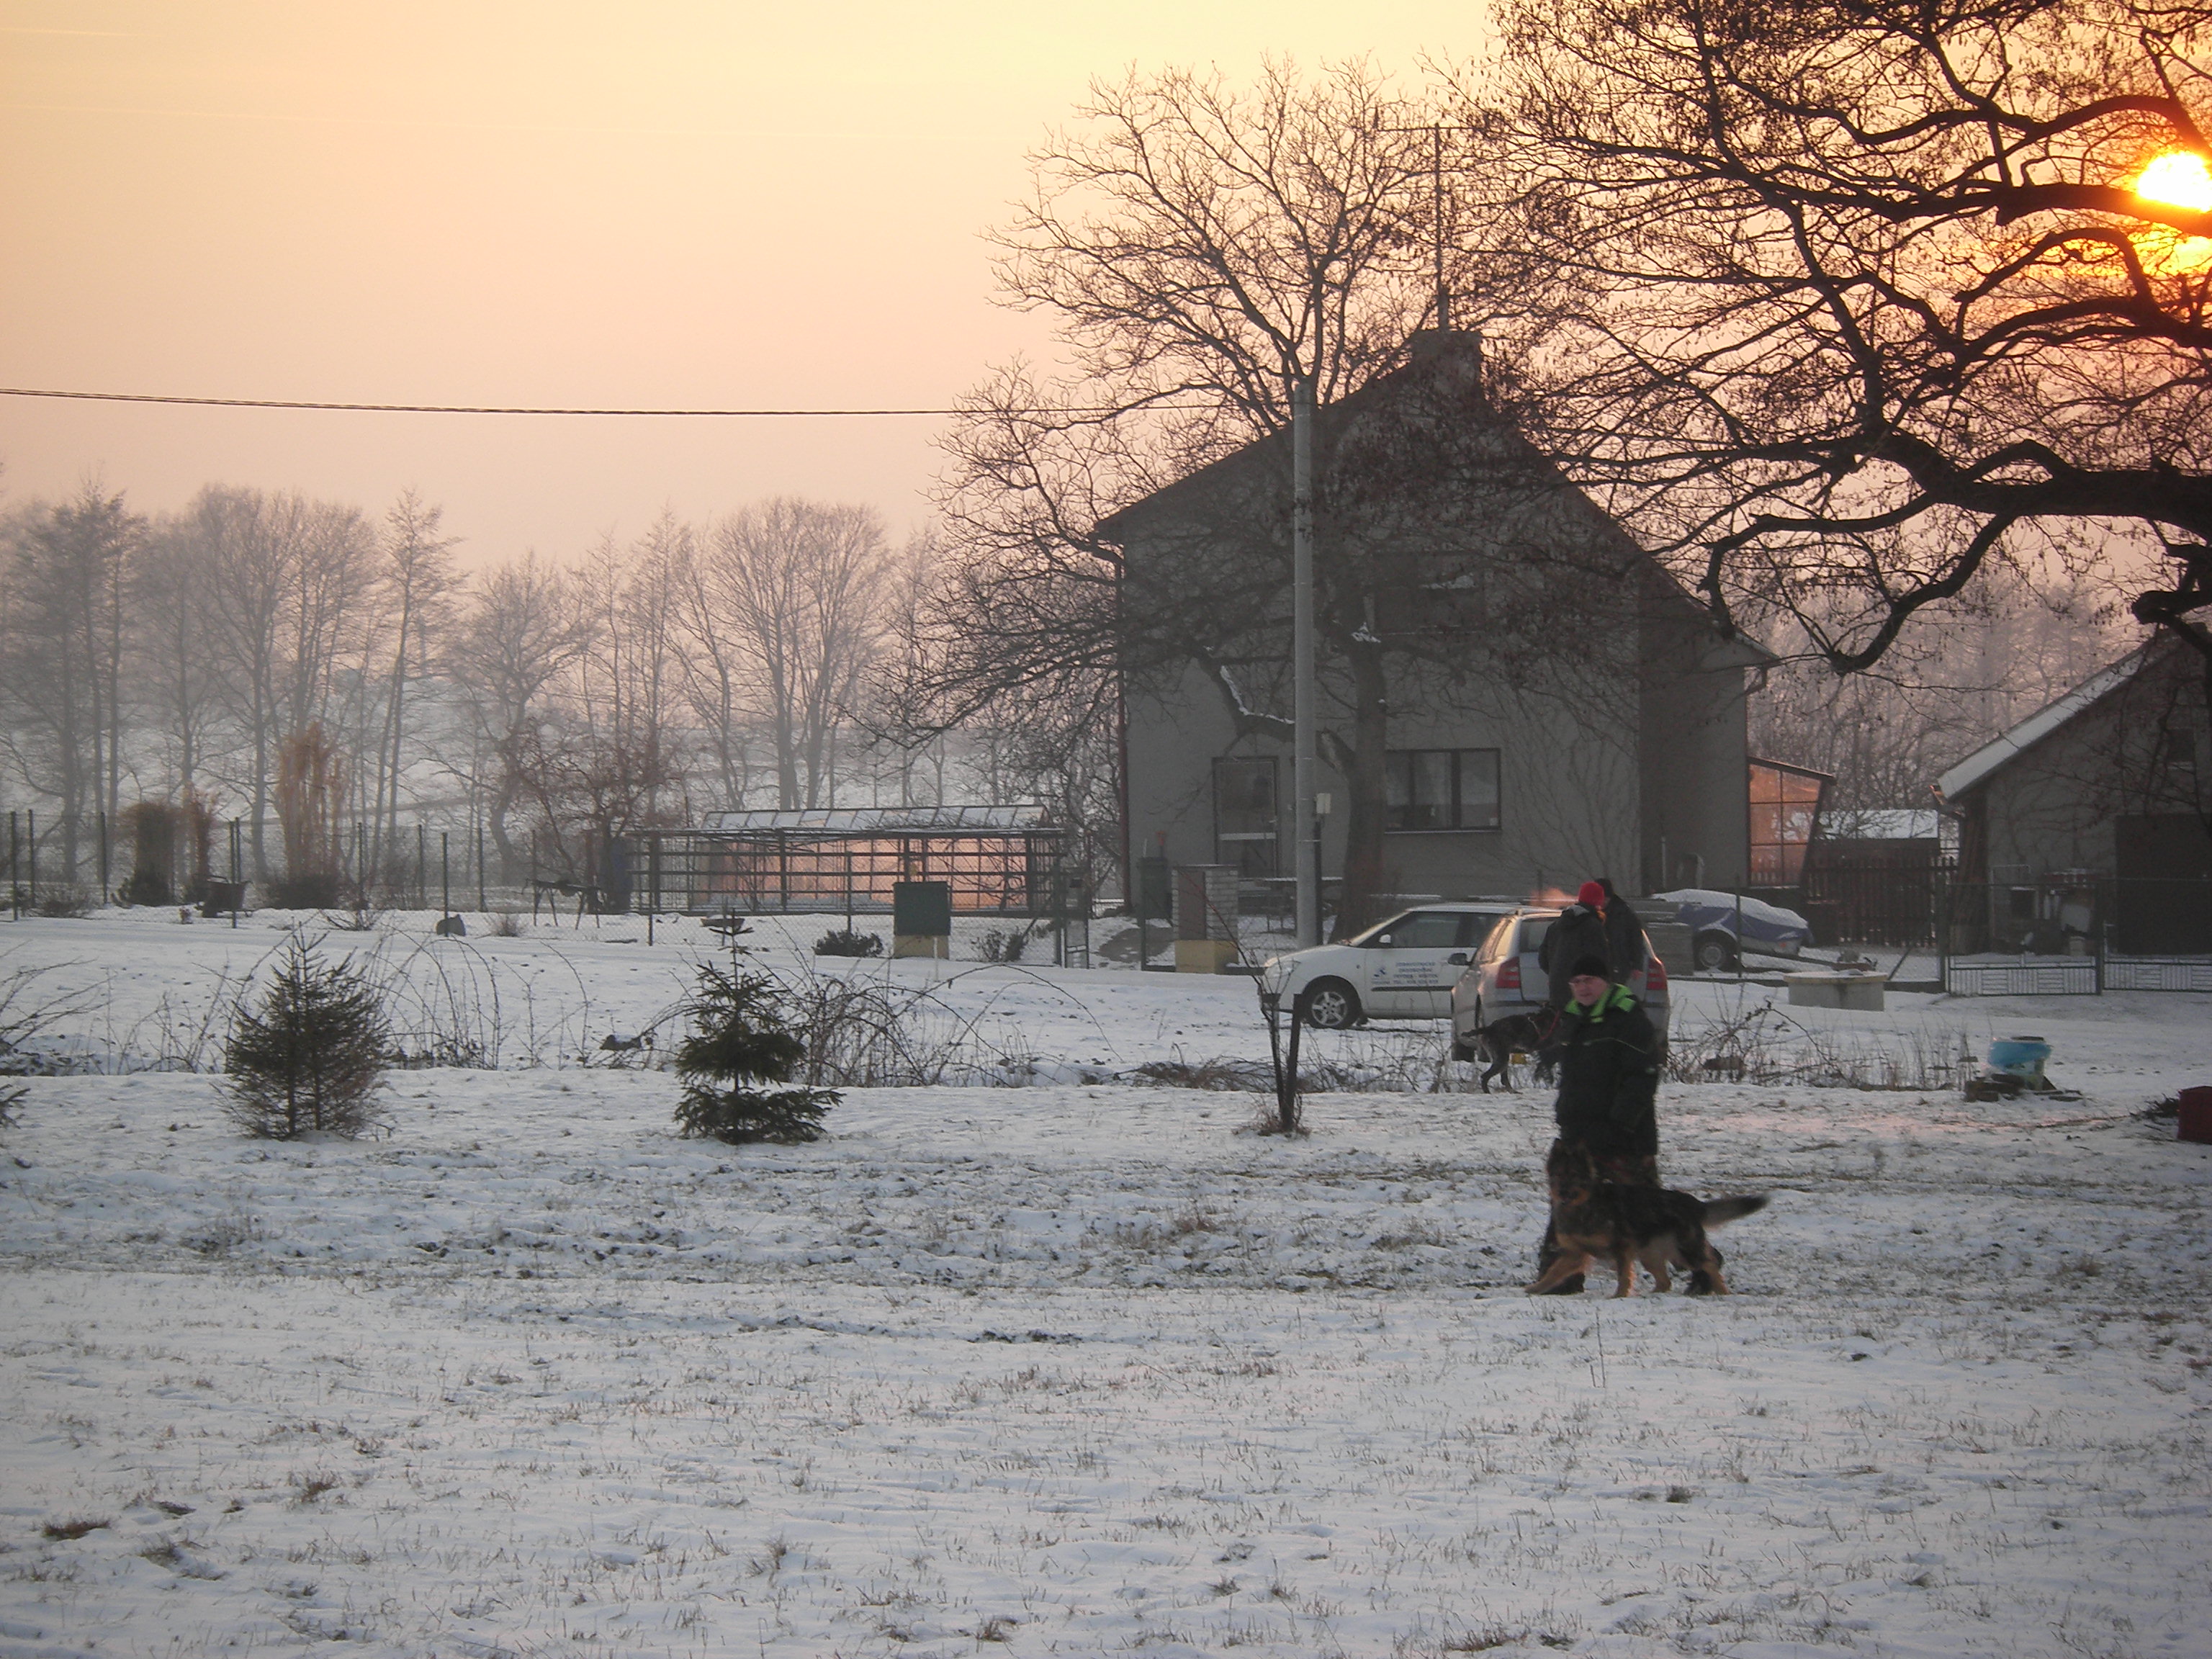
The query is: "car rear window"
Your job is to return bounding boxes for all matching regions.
[1518,918,1555,953]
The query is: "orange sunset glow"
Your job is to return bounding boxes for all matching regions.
[0,2,1483,562]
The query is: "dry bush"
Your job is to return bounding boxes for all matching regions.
[1661,1001,1971,1091]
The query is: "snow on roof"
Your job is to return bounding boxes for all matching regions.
[695,804,1054,837]
[1936,647,2150,801]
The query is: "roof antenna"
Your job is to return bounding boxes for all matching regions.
[1431,124,1451,333]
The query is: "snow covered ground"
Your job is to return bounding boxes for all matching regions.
[1,908,2208,1658]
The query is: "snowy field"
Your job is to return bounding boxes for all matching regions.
[1,909,2208,1659]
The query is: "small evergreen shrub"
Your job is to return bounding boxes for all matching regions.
[223,938,390,1138]
[813,927,884,958]
[976,927,1031,963]
[673,963,839,1145]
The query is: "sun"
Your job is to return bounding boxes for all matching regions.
[2134,150,2212,212]
[2131,149,2212,273]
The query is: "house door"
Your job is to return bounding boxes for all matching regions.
[1213,757,1280,878]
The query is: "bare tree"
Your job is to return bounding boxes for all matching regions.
[194,487,377,880]
[449,553,589,881]
[131,513,221,800]
[0,482,140,886]
[1473,0,2212,670]
[365,490,459,881]
[922,60,1567,925]
[693,499,894,809]
[521,525,691,884]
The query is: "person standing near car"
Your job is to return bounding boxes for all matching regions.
[1538,881,1614,1015]
[1596,876,1646,984]
[1530,952,1714,1294]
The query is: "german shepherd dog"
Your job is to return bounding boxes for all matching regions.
[1475,1012,1558,1093]
[1527,1143,1768,1297]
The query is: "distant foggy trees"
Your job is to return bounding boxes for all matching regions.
[1751,566,2137,813]
[0,478,1104,902]
[693,500,894,811]
[0,482,137,881]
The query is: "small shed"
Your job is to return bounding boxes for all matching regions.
[1936,638,2210,956]
[634,806,1064,917]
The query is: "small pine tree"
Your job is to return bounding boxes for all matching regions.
[224,938,390,1138]
[812,927,884,958]
[673,963,838,1145]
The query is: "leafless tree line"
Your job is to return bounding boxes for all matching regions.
[0,479,1114,902]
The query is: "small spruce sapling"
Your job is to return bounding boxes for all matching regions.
[224,937,390,1138]
[673,962,839,1144]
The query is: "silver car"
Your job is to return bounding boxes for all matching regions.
[1448,907,1672,1061]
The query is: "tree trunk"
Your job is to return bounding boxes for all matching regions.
[1330,637,1393,939]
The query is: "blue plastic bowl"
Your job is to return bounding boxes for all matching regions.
[1988,1037,2051,1077]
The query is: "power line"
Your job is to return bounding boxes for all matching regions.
[0,386,974,417]
[0,385,1159,418]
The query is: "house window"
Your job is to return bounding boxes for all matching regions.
[1385,749,1501,832]
[1748,757,1830,885]
[1213,756,1280,876]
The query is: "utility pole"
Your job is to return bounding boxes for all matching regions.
[1293,371,1319,948]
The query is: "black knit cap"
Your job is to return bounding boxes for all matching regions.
[1568,953,1611,980]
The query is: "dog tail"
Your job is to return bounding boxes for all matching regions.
[1702,1194,1768,1228]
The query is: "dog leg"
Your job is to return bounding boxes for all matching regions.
[1609,1249,1637,1297]
[1526,1253,1589,1295]
[1686,1242,1730,1295]
[1644,1248,1673,1294]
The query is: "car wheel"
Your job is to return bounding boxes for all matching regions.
[1693,930,1738,972]
[1301,979,1360,1030]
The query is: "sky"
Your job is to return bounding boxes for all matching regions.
[1,1,1486,565]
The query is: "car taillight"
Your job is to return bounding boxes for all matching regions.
[1645,954,1668,992]
[1497,956,1521,991]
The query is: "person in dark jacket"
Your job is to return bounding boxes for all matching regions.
[1597,876,1647,984]
[1539,881,1614,1012]
[1530,953,1717,1292]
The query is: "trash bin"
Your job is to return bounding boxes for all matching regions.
[1172,864,1238,974]
[2178,1086,2212,1145]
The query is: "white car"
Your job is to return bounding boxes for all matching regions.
[1259,902,1524,1028]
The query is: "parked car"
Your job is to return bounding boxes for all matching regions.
[1654,888,1812,971]
[1259,901,1524,1028]
[1448,907,1672,1061]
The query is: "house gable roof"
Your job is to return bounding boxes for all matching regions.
[1092,330,1759,657]
[1936,645,2152,800]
